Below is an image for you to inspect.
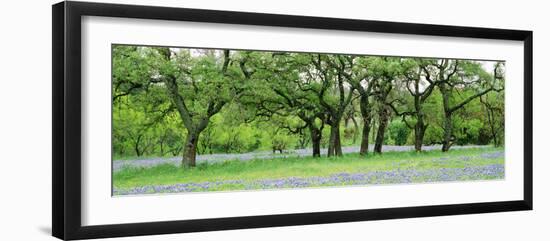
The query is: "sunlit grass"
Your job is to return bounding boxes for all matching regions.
[113,147,503,189]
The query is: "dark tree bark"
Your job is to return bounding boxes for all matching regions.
[439,81,496,152]
[480,95,502,147]
[374,106,390,154]
[338,56,375,156]
[372,73,394,154]
[134,134,144,157]
[156,48,231,167]
[327,121,338,157]
[310,126,322,157]
[310,55,354,157]
[255,98,325,158]
[298,115,324,157]
[413,117,428,152]
[305,118,324,157]
[390,65,436,152]
[441,110,453,152]
[343,105,359,145]
[256,86,326,158]
[182,132,199,167]
[357,91,374,155]
[439,81,454,152]
[327,123,343,156]
[428,60,501,152]
[359,116,371,155]
[252,53,328,158]
[410,73,432,152]
[478,63,505,147]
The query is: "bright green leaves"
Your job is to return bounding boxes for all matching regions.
[112,46,156,100]
[112,45,506,159]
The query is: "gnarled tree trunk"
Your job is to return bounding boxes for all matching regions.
[414,118,428,152]
[358,94,372,156]
[334,126,342,156]
[413,110,428,152]
[309,126,322,157]
[182,131,200,167]
[374,107,389,154]
[359,116,371,155]
[432,60,499,152]
[327,121,343,157]
[441,111,453,152]
[440,83,453,152]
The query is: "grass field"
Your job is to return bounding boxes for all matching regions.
[113,147,504,195]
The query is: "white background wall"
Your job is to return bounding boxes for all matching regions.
[0,0,547,240]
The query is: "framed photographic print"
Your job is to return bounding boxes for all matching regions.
[52,1,533,240]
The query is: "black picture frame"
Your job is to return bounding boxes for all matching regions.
[52,1,533,240]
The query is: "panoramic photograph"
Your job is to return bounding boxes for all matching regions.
[111,45,505,196]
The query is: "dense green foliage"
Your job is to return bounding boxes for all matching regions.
[112,46,505,165]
